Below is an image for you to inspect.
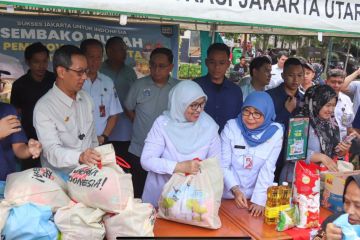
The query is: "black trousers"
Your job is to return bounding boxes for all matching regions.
[126,152,148,198]
[109,141,131,173]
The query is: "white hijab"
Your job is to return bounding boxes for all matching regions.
[163,80,219,154]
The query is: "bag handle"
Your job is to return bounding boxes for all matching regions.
[185,158,201,176]
[116,156,131,169]
[97,156,132,169]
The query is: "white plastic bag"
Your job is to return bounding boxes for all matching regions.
[158,157,223,229]
[104,198,156,238]
[67,144,133,213]
[54,202,106,240]
[4,168,70,211]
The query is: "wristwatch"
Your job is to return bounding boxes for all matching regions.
[101,134,109,143]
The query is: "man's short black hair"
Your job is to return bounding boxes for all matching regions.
[283,57,303,73]
[240,56,246,60]
[53,45,84,77]
[80,39,103,54]
[327,68,346,79]
[24,42,49,61]
[105,36,127,52]
[249,56,271,77]
[207,43,230,58]
[150,47,173,64]
[277,50,289,59]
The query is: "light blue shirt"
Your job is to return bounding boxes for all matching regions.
[100,62,137,141]
[221,119,283,206]
[82,72,123,136]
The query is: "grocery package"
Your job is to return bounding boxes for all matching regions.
[292,160,320,228]
[2,203,58,240]
[276,205,300,231]
[67,144,133,213]
[4,167,70,211]
[265,182,291,225]
[54,201,106,240]
[333,213,360,240]
[321,170,360,213]
[104,198,156,238]
[158,157,223,229]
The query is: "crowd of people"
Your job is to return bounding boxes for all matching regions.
[1,39,360,239]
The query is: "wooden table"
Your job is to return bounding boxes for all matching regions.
[220,200,333,240]
[154,210,250,237]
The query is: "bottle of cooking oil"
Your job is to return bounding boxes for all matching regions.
[278,182,291,212]
[265,182,279,225]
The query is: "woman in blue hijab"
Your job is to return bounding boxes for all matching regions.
[221,91,284,217]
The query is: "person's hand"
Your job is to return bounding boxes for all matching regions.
[320,154,338,172]
[326,223,342,240]
[232,187,248,209]
[285,96,297,113]
[79,148,101,166]
[28,138,42,159]
[0,115,21,139]
[249,203,265,217]
[335,141,352,156]
[174,159,201,175]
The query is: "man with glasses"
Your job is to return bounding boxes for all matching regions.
[34,45,100,179]
[80,39,122,146]
[10,42,55,170]
[124,47,178,198]
[194,43,243,132]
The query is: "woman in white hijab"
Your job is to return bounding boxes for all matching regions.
[140,80,220,207]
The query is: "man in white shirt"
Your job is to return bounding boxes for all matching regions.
[267,51,289,90]
[34,45,100,179]
[80,39,122,145]
[340,67,360,113]
[326,69,355,140]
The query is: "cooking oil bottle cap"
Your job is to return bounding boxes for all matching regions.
[282,182,289,186]
[272,182,278,186]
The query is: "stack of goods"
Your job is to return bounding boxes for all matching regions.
[321,161,360,213]
[292,160,320,228]
[265,182,291,225]
[157,157,223,229]
[0,144,156,239]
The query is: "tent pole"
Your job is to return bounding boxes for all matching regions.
[324,37,333,75]
[344,40,351,73]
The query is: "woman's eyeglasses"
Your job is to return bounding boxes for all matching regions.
[242,108,263,119]
[189,101,206,111]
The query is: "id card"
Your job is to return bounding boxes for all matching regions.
[243,155,253,169]
[99,105,106,117]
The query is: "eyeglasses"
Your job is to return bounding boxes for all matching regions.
[65,67,90,77]
[242,108,263,119]
[189,101,206,111]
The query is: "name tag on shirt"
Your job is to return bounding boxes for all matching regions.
[99,104,106,117]
[243,155,253,169]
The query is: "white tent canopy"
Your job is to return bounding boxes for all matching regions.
[1,0,360,36]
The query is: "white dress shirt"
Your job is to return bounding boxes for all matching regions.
[34,83,98,177]
[140,115,221,207]
[266,64,283,90]
[348,81,360,113]
[221,119,283,207]
[82,72,123,136]
[335,92,354,140]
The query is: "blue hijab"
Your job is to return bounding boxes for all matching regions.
[236,91,279,147]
